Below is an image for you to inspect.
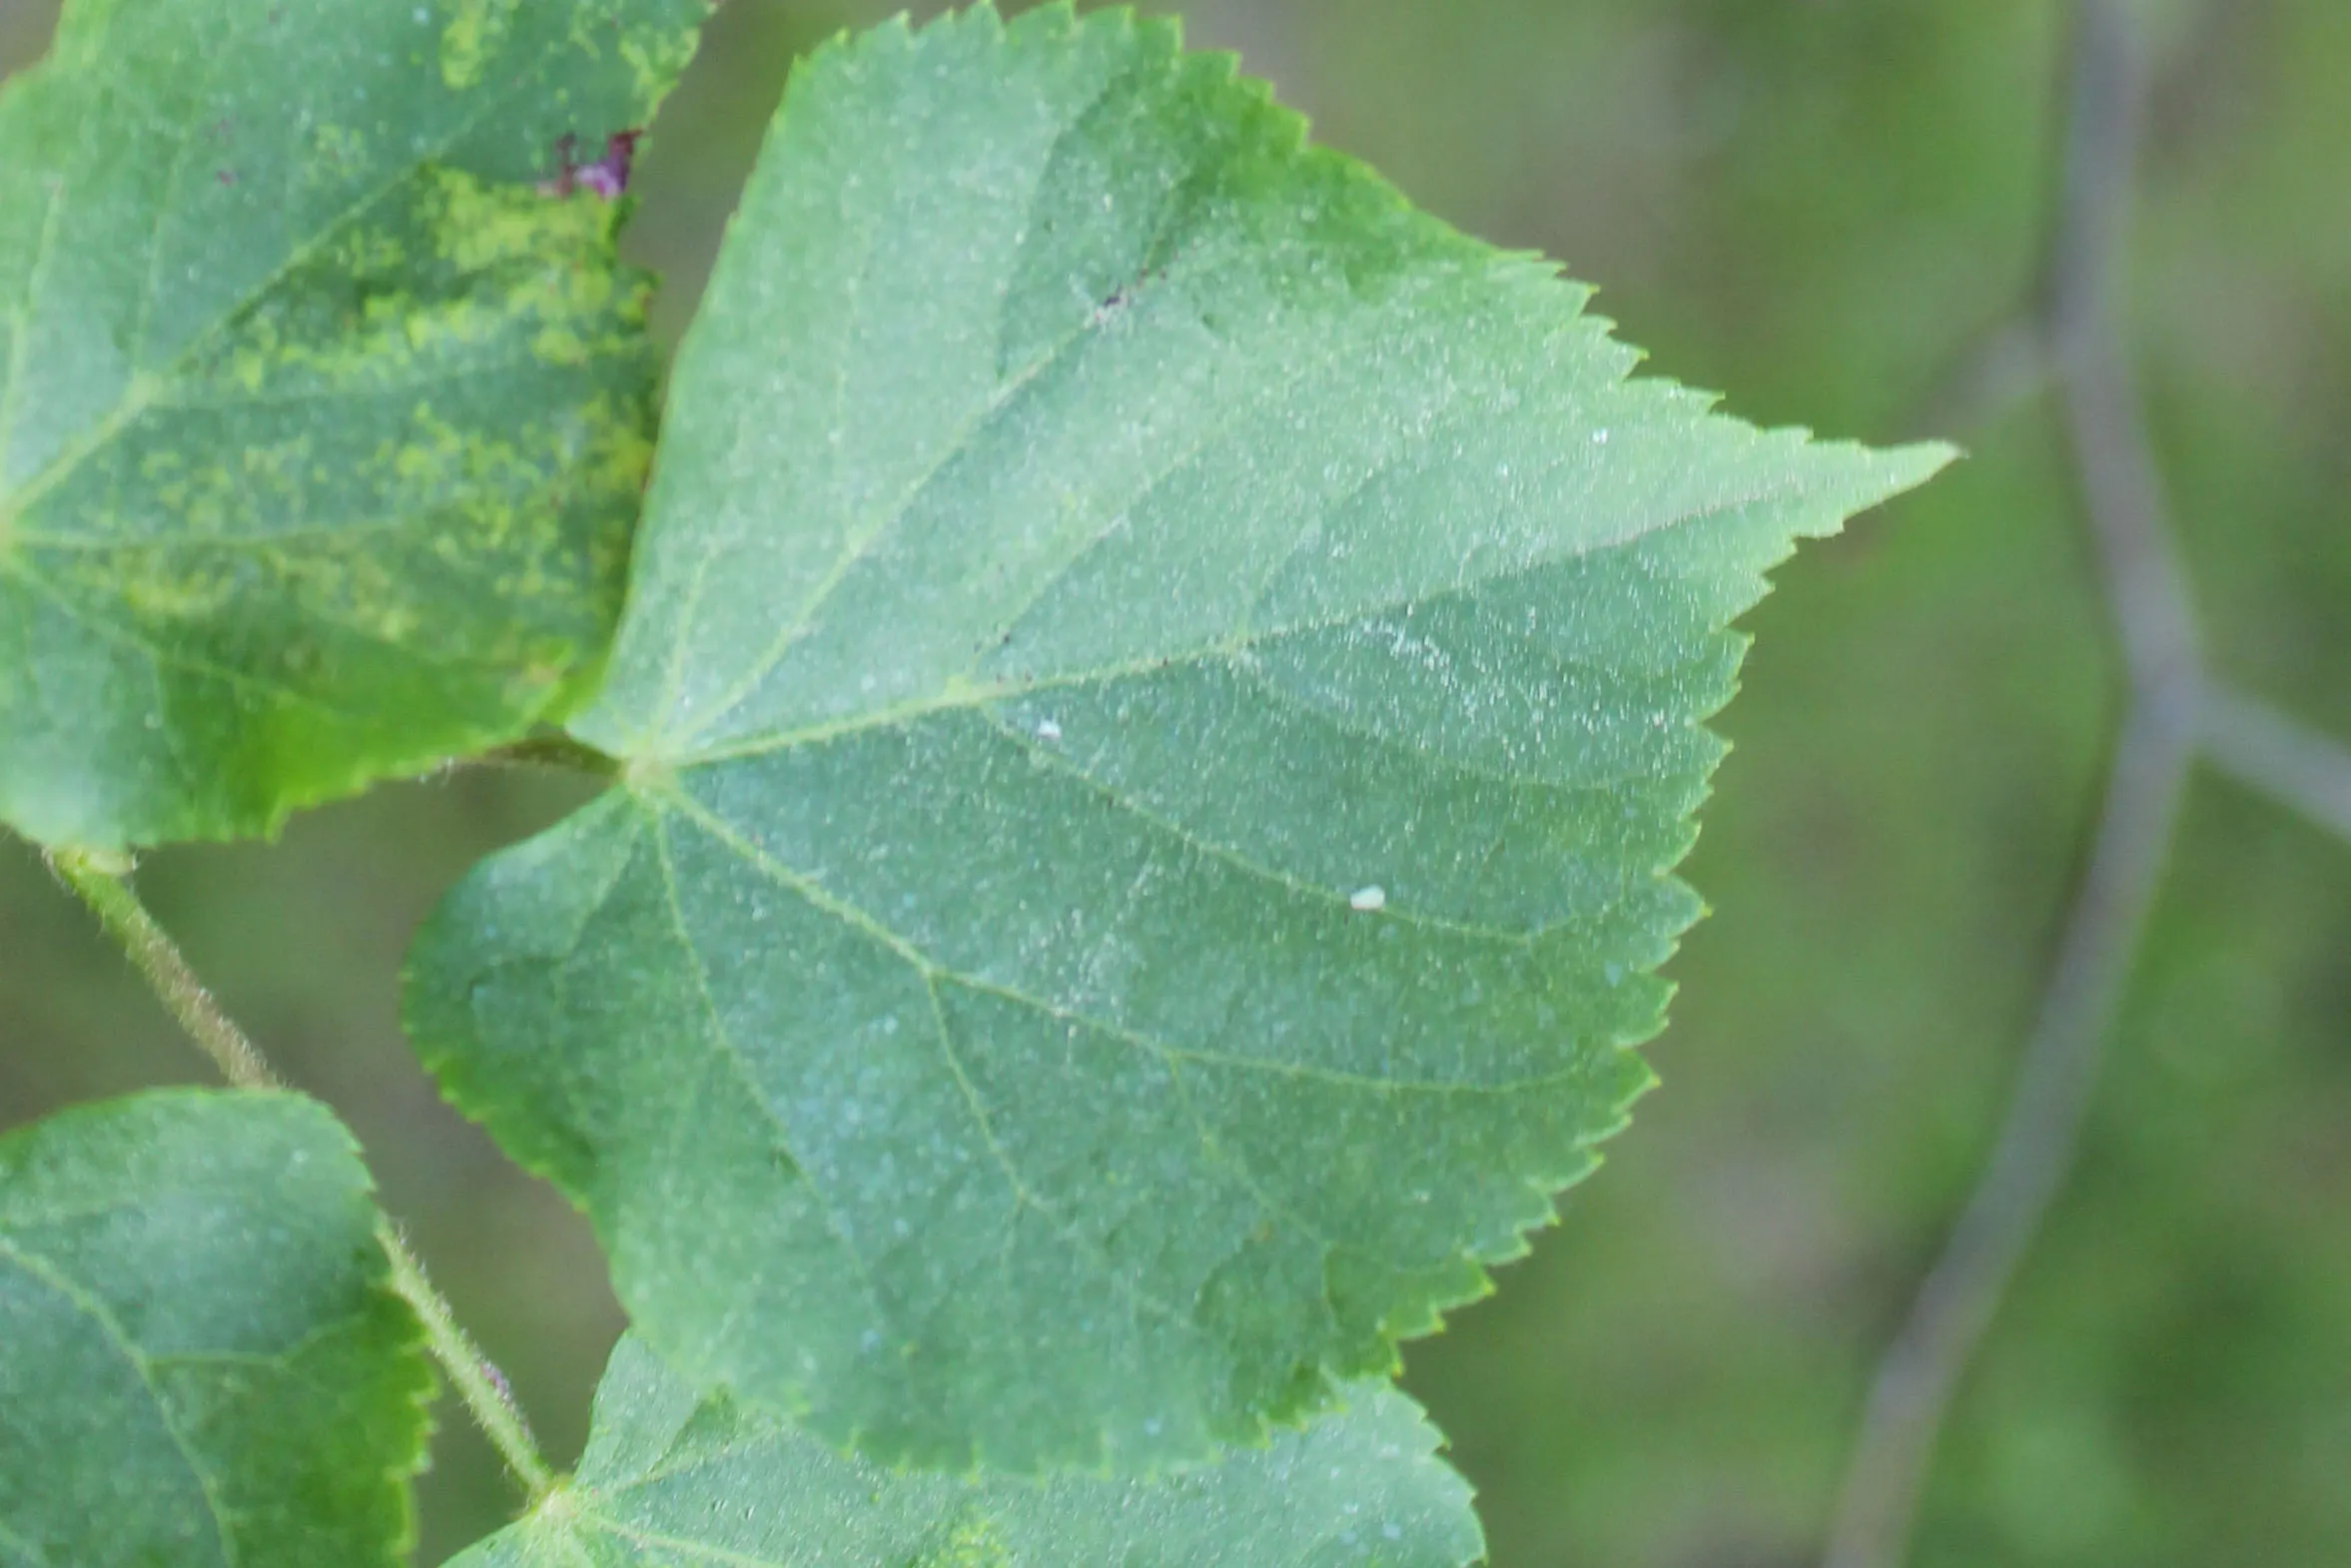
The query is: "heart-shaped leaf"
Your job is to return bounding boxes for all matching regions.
[406,3,1951,1472]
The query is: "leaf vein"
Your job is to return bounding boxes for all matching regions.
[647,809,897,1347]
[0,1236,235,1568]
[665,300,1132,756]
[571,1512,783,1568]
[654,799,1201,1339]
[0,555,377,719]
[653,783,1593,1096]
[974,705,1533,946]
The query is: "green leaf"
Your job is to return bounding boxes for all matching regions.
[0,0,706,850]
[404,4,1952,1471]
[450,1334,1482,1568]
[0,1089,432,1567]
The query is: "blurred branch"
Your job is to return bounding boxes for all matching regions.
[2044,7,2200,698]
[2201,686,2351,845]
[1824,3,2202,1563]
[1821,708,2191,1568]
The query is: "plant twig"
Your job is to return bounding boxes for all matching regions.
[1823,3,2202,1562]
[2200,686,2351,846]
[47,851,559,1502]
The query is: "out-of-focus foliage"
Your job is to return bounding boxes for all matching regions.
[5,1,2346,1564]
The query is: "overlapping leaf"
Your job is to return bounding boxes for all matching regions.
[450,1335,1481,1568]
[0,0,704,849]
[406,4,1951,1471]
[0,1090,431,1567]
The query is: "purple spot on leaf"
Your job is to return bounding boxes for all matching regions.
[538,130,643,202]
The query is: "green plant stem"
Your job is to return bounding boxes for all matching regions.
[379,1222,559,1501]
[48,849,560,1503]
[51,852,282,1091]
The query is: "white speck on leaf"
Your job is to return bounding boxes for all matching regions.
[1349,886,1387,913]
[1037,718,1064,741]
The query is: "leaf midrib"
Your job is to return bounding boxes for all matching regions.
[628,474,1822,771]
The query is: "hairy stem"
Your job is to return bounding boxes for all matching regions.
[51,852,282,1092]
[379,1222,558,1501]
[48,850,559,1502]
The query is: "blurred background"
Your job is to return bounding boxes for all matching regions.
[4,0,2347,1563]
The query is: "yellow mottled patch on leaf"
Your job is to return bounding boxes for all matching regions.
[574,392,657,501]
[439,0,522,91]
[310,123,369,175]
[620,30,700,106]
[192,168,648,406]
[428,171,646,368]
[918,1514,1014,1568]
[431,169,610,270]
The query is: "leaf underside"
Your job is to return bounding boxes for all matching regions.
[0,0,704,850]
[405,3,1953,1472]
[0,1090,432,1568]
[450,1335,1482,1568]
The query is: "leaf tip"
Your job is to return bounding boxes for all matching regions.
[1888,436,1964,489]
